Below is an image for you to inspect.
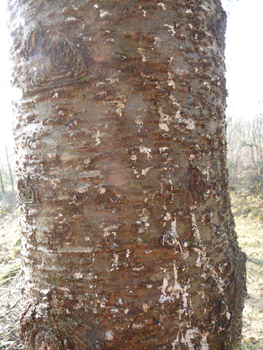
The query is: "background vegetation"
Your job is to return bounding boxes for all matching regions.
[227,115,263,349]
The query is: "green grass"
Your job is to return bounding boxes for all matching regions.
[0,260,21,285]
[242,339,263,350]
[80,75,92,82]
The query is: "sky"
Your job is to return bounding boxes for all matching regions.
[222,0,263,119]
[0,1,12,147]
[0,0,262,142]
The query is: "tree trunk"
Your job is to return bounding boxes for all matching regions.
[9,0,246,349]
[0,167,5,194]
[5,143,15,191]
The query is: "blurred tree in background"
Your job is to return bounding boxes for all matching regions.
[227,109,263,195]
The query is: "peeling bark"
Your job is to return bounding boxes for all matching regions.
[9,0,246,349]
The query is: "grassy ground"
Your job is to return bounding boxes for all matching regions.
[0,191,263,349]
[231,192,263,349]
[0,192,21,350]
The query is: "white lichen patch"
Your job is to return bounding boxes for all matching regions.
[154,36,162,45]
[132,168,139,175]
[135,209,151,233]
[200,4,210,12]
[168,80,176,89]
[124,249,131,259]
[141,167,152,176]
[106,69,121,84]
[135,116,144,125]
[167,71,175,89]
[181,289,189,308]
[159,146,169,153]
[181,249,189,260]
[184,118,196,130]
[195,101,202,109]
[175,68,189,77]
[93,130,104,145]
[158,106,171,131]
[167,56,174,65]
[142,303,149,312]
[159,265,182,303]
[135,116,144,132]
[131,154,137,161]
[132,323,144,330]
[201,332,209,350]
[105,330,114,341]
[196,252,202,268]
[172,329,209,350]
[77,185,90,193]
[157,2,167,10]
[41,288,50,296]
[111,99,126,117]
[161,277,169,295]
[98,186,106,194]
[138,5,147,17]
[226,311,231,320]
[133,266,145,272]
[182,328,200,350]
[203,81,211,91]
[111,253,119,271]
[190,211,201,241]
[164,24,176,36]
[65,16,77,21]
[83,157,91,165]
[169,93,182,110]
[161,217,184,252]
[163,212,171,221]
[159,123,169,131]
[103,224,120,237]
[188,154,196,160]
[109,308,119,314]
[171,219,177,236]
[100,10,111,18]
[106,38,115,43]
[73,272,83,279]
[171,335,179,349]
[99,300,106,308]
[139,146,152,160]
[138,47,147,62]
[134,167,153,178]
[190,208,226,296]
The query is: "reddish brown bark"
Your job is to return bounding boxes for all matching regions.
[9,0,246,349]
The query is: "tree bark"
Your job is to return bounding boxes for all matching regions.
[5,143,15,191]
[0,167,5,194]
[9,0,246,349]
